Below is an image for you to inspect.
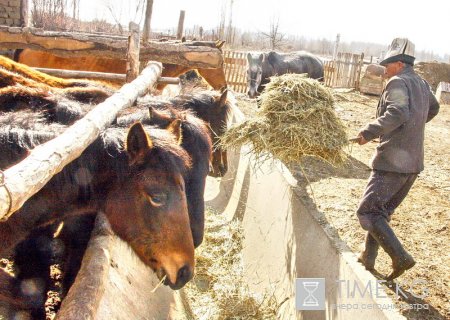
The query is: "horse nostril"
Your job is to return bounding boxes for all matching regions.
[177,265,192,283]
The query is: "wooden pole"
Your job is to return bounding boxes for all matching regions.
[142,0,154,43]
[31,67,179,85]
[33,68,126,82]
[0,61,163,221]
[177,10,185,40]
[126,22,140,82]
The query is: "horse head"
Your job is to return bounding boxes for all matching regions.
[146,106,212,248]
[105,123,194,290]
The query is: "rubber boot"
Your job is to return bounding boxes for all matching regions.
[358,232,379,271]
[369,219,415,280]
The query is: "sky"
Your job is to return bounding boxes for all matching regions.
[80,0,450,57]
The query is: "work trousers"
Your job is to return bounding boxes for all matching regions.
[357,170,418,231]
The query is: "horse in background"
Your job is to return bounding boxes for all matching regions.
[162,88,233,177]
[0,117,195,315]
[246,51,324,98]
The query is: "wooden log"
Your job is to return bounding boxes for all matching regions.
[0,61,163,221]
[142,0,154,43]
[126,22,140,83]
[0,26,223,69]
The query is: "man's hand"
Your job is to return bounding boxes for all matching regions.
[357,132,369,145]
[349,133,369,145]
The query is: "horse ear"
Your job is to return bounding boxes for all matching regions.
[126,122,153,165]
[166,119,183,145]
[148,106,169,125]
[247,53,253,63]
[217,89,228,108]
[258,53,264,64]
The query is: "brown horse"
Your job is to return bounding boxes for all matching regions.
[118,105,212,248]
[0,120,195,311]
[14,49,227,91]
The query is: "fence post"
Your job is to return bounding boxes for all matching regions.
[177,10,185,40]
[142,0,154,43]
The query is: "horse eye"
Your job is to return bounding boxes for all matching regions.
[148,193,167,207]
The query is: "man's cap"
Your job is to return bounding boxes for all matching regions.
[380,38,415,66]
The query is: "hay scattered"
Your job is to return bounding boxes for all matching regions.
[184,208,279,319]
[221,74,348,166]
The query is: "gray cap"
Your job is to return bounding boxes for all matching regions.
[380,38,415,66]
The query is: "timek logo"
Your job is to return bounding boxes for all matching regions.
[296,278,326,310]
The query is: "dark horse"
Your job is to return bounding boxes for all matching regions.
[0,119,195,312]
[158,88,233,177]
[246,51,324,98]
[118,104,212,248]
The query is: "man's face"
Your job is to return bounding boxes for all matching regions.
[384,61,405,79]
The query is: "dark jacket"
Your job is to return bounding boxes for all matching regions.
[361,65,440,173]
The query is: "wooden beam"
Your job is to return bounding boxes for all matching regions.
[126,22,140,82]
[0,61,163,221]
[0,26,223,69]
[142,0,154,43]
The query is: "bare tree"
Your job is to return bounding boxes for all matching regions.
[217,0,226,40]
[261,16,285,50]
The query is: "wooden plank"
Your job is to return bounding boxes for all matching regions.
[0,61,163,221]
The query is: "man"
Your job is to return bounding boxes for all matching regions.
[355,38,440,280]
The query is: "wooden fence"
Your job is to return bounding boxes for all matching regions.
[223,50,247,93]
[324,52,364,89]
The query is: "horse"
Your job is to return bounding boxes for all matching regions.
[0,118,195,313]
[117,104,212,248]
[246,51,324,98]
[14,49,228,91]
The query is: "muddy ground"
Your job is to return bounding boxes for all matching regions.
[235,89,449,320]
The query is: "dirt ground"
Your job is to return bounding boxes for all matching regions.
[235,89,449,320]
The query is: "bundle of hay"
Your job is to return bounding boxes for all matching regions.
[221,74,348,165]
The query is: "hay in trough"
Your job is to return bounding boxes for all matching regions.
[184,207,279,319]
[221,74,348,166]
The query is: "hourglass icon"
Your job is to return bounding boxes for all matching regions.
[302,281,319,307]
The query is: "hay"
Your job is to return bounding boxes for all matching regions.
[221,74,348,166]
[184,208,279,319]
